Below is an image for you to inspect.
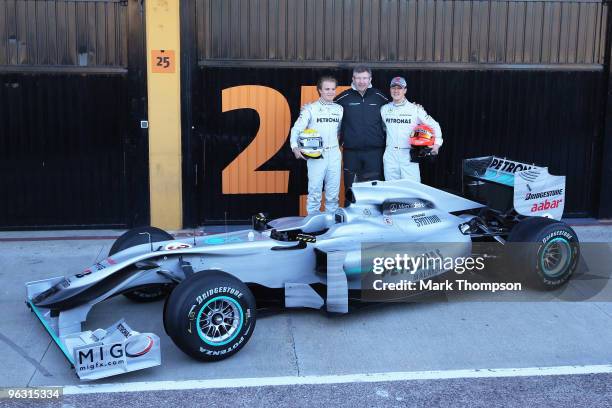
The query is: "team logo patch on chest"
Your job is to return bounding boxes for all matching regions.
[316,117,340,123]
[385,118,412,124]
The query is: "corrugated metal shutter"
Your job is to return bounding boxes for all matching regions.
[195,0,606,67]
[0,0,127,68]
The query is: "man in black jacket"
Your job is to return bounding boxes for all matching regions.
[335,66,388,192]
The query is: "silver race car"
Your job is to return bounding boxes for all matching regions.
[25,157,580,380]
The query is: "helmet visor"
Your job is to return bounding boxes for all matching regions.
[300,138,323,149]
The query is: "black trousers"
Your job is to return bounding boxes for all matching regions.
[342,148,385,192]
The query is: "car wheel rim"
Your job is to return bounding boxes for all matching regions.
[196,296,243,346]
[540,237,572,278]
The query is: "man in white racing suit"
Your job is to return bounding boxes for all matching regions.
[290,76,343,214]
[381,76,443,182]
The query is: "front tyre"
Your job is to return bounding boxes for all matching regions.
[163,271,256,361]
[109,226,174,302]
[109,226,173,256]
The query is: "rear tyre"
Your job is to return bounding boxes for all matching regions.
[163,271,256,361]
[109,226,175,302]
[507,217,579,289]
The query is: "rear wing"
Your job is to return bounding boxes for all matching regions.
[463,156,566,220]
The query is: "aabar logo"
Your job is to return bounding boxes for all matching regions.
[531,199,563,212]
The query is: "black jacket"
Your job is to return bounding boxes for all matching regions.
[334,87,388,149]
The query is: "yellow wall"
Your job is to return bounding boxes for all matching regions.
[145,0,182,229]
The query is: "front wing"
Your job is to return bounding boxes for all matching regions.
[26,277,161,381]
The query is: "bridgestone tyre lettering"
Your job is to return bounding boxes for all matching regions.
[507,217,580,289]
[163,271,256,361]
[109,226,175,302]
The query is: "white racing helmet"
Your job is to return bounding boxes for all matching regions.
[298,129,323,159]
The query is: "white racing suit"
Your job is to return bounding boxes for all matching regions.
[290,99,343,214]
[381,99,443,182]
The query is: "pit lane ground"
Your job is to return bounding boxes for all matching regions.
[1,221,612,406]
[7,372,612,408]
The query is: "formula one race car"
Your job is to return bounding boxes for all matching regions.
[25,157,580,380]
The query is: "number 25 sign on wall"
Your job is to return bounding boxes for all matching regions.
[221,85,349,203]
[151,50,176,73]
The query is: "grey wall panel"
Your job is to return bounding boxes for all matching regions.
[195,0,607,66]
[0,0,128,67]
